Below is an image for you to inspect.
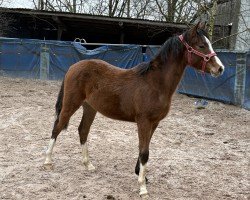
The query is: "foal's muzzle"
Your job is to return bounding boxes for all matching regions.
[208,56,225,77]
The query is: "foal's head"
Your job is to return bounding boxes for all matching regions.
[182,22,224,77]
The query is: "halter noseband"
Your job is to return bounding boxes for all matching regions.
[178,34,217,73]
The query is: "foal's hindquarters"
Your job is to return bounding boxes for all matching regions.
[44,60,153,198]
[44,61,102,171]
[44,101,97,171]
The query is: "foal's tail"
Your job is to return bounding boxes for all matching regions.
[55,79,68,129]
[55,80,64,118]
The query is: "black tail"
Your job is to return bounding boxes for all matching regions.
[55,80,64,118]
[55,80,68,129]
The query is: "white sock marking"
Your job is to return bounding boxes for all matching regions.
[138,163,148,196]
[82,143,95,170]
[44,138,55,165]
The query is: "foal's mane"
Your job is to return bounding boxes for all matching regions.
[135,33,185,75]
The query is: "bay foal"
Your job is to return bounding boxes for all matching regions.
[44,23,224,198]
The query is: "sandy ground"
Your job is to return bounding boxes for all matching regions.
[0,76,249,200]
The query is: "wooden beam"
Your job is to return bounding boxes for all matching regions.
[1,8,187,29]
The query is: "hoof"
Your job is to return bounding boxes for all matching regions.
[87,164,96,171]
[43,163,54,170]
[140,189,149,199]
[140,193,149,199]
[84,163,96,171]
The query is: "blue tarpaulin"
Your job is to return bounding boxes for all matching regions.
[0,38,40,78]
[49,43,143,79]
[0,37,249,110]
[243,52,250,110]
[178,52,237,104]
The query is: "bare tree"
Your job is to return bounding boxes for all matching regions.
[31,0,211,23]
[0,0,11,6]
[32,0,84,12]
[207,0,218,39]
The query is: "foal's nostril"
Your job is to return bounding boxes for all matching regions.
[218,66,224,74]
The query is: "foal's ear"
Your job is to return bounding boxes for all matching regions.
[198,21,207,30]
[190,22,200,37]
[190,21,206,37]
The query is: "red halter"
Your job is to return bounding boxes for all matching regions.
[178,34,217,73]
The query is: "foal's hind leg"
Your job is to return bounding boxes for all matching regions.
[78,102,97,170]
[44,93,83,167]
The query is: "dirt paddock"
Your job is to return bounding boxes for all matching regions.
[0,76,249,200]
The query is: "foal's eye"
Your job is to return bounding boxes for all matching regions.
[199,45,205,49]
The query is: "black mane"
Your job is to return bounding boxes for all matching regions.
[134,62,152,75]
[135,32,187,75]
[156,34,186,64]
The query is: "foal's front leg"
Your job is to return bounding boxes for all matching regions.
[136,119,153,198]
[78,103,97,170]
[135,123,158,183]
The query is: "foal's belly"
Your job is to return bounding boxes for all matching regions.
[98,109,135,122]
[86,93,136,122]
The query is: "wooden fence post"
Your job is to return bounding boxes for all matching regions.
[234,52,247,105]
[40,44,49,80]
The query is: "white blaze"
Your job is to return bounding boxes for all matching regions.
[204,36,224,70]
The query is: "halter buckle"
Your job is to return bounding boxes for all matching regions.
[187,47,193,53]
[204,56,210,62]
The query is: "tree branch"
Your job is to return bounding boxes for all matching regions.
[212,28,249,44]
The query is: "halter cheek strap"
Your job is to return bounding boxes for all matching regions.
[178,35,217,73]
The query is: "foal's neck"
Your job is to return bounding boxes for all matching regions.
[151,52,187,97]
